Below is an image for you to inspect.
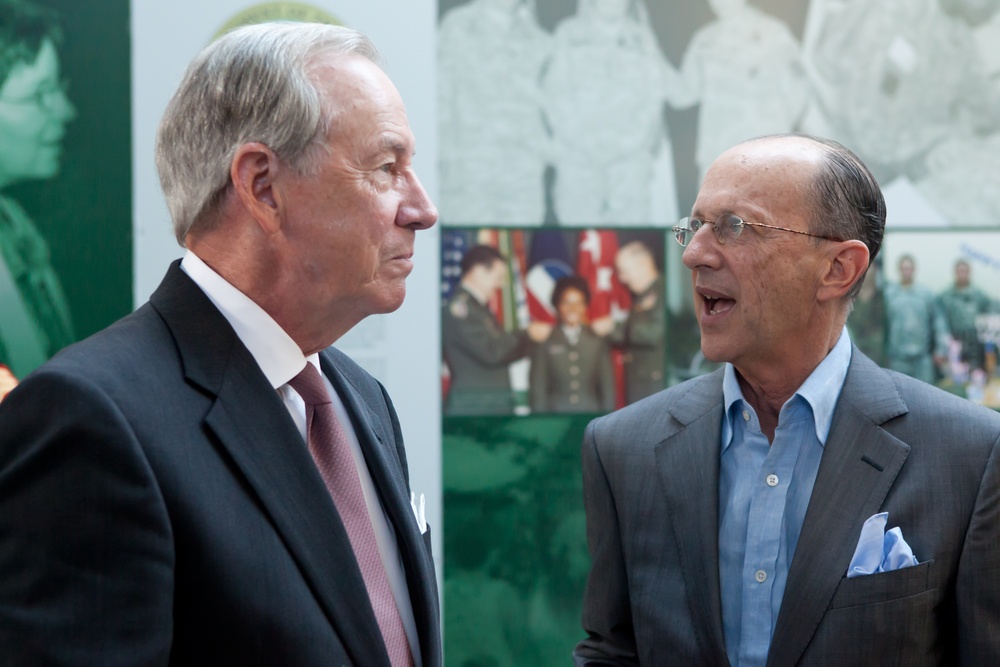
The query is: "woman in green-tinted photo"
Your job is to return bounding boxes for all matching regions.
[0,0,75,383]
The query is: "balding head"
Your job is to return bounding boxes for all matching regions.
[733,134,886,300]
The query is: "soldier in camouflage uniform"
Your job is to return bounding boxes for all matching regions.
[938,259,999,372]
[437,0,552,225]
[884,254,950,384]
[805,0,996,180]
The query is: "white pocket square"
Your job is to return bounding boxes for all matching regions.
[410,492,427,534]
[846,512,918,578]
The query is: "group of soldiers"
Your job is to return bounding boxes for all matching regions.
[438,0,1000,227]
[445,246,1000,416]
[442,241,666,416]
[853,255,1000,387]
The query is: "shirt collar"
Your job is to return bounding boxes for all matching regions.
[722,327,853,449]
[180,250,308,389]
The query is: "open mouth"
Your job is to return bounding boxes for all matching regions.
[703,294,735,317]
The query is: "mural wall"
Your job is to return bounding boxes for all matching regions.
[0,0,130,378]
[1,0,999,664]
[437,1,1000,664]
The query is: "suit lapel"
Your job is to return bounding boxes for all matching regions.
[767,349,910,667]
[151,264,392,667]
[654,370,730,664]
[321,351,442,665]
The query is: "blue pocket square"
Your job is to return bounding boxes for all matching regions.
[846,512,919,579]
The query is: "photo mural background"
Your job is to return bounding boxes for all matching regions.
[438,1,1000,664]
[2,1,998,664]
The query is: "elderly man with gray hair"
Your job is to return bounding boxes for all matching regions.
[0,22,440,666]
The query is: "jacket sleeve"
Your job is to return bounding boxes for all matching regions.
[445,307,532,367]
[624,300,666,349]
[0,370,174,665]
[573,420,640,666]
[956,432,1000,665]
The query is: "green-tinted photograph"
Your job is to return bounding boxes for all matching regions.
[443,414,591,666]
[0,0,130,381]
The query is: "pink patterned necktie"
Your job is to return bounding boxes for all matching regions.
[288,364,414,667]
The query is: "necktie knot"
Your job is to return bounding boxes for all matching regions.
[287,363,332,407]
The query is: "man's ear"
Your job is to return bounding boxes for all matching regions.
[231,142,283,235]
[818,240,869,302]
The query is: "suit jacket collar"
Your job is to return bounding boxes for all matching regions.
[150,262,396,666]
[320,350,442,667]
[767,347,910,667]
[653,350,911,667]
[653,368,730,665]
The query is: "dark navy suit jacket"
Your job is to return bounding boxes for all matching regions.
[0,262,441,666]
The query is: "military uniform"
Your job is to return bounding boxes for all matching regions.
[938,284,998,371]
[443,285,532,415]
[847,285,887,367]
[807,0,992,175]
[884,281,949,384]
[529,325,614,414]
[610,276,666,404]
[438,0,552,225]
[543,8,676,225]
[680,5,809,180]
[0,196,75,378]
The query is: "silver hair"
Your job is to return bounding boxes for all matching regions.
[741,133,886,302]
[155,21,382,245]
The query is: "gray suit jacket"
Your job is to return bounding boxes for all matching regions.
[575,347,1000,666]
[0,262,441,666]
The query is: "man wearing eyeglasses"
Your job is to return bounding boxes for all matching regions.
[575,133,1000,666]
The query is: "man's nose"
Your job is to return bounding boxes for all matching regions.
[398,171,437,230]
[682,224,720,269]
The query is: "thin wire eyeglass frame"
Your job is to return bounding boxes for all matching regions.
[672,214,844,247]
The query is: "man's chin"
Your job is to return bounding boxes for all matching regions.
[699,340,730,365]
[371,285,407,315]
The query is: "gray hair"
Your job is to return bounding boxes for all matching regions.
[740,134,885,302]
[806,136,886,301]
[743,132,886,307]
[155,21,382,245]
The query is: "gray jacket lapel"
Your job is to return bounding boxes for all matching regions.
[151,264,392,667]
[654,369,730,664]
[767,348,910,667]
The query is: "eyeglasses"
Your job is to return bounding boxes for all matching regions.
[672,214,843,247]
[0,78,70,112]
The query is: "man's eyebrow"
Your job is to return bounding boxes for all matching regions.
[379,136,411,155]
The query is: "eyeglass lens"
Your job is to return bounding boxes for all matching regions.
[674,215,744,246]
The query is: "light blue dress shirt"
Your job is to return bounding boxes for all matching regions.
[719,328,852,667]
